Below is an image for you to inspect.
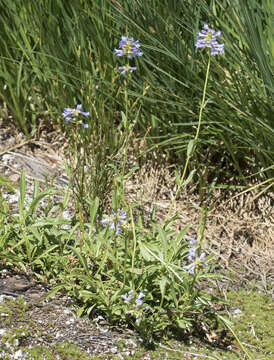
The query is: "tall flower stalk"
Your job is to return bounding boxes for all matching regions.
[166,24,224,227]
[62,104,90,221]
[113,35,143,281]
[114,35,143,181]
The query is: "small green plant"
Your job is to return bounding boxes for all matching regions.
[47,196,221,343]
[1,177,226,344]
[0,170,79,280]
[0,174,18,193]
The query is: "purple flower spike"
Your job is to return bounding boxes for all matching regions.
[114,36,143,59]
[188,247,197,262]
[187,238,198,261]
[101,209,128,235]
[184,240,207,274]
[82,123,89,129]
[62,104,89,122]
[189,238,198,247]
[196,23,224,56]
[114,209,127,225]
[118,65,137,75]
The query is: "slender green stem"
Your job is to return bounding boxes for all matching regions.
[166,56,211,220]
[123,228,128,284]
[195,57,211,141]
[218,315,253,360]
[121,73,129,180]
[197,205,208,249]
[130,207,137,273]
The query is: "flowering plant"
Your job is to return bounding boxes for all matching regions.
[114,36,143,59]
[101,209,127,235]
[114,35,143,75]
[62,104,89,128]
[195,23,224,56]
[184,239,207,274]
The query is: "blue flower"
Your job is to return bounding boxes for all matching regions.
[122,290,134,303]
[62,104,89,122]
[196,23,224,56]
[122,290,147,325]
[118,65,137,75]
[184,239,207,274]
[184,252,206,274]
[188,239,198,261]
[114,36,143,59]
[189,238,197,246]
[188,246,197,262]
[114,209,127,224]
[101,209,127,235]
[122,290,145,308]
[135,292,145,308]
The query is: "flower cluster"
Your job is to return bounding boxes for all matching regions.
[184,239,206,274]
[122,290,146,324]
[122,290,145,308]
[62,104,89,128]
[118,65,137,75]
[196,23,224,56]
[114,35,143,75]
[121,290,134,303]
[101,209,127,235]
[114,36,143,59]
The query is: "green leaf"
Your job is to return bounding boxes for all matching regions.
[174,224,190,247]
[31,245,59,264]
[33,218,70,226]
[69,246,88,273]
[27,190,53,217]
[139,241,154,261]
[128,267,146,275]
[121,111,127,127]
[176,319,188,329]
[182,169,196,187]
[158,226,167,260]
[187,139,196,158]
[32,179,39,200]
[88,197,99,226]
[43,283,68,302]
[158,277,167,299]
[18,169,26,218]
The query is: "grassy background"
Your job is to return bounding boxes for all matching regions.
[0,0,273,187]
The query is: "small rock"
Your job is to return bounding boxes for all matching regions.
[233,308,242,317]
